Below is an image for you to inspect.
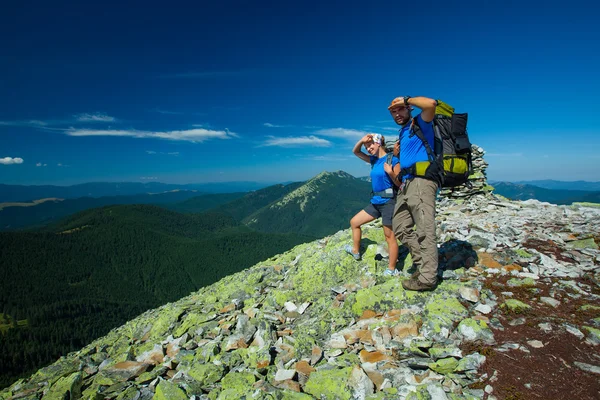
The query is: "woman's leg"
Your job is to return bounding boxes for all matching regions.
[383,224,399,270]
[349,210,376,253]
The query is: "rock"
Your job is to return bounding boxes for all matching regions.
[42,372,82,399]
[574,362,600,374]
[455,318,495,345]
[475,304,492,314]
[310,346,323,366]
[527,340,544,348]
[428,357,459,374]
[459,287,480,303]
[304,367,354,399]
[565,324,585,339]
[540,297,561,308]
[349,365,374,400]
[154,379,188,400]
[103,361,150,381]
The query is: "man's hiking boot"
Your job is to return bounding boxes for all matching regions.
[402,277,437,292]
[344,244,361,261]
[383,268,400,277]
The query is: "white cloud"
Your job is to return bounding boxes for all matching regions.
[264,123,289,128]
[0,120,48,127]
[75,113,116,122]
[65,128,238,143]
[57,163,62,167]
[0,157,24,165]
[36,162,42,167]
[314,128,377,140]
[147,150,180,156]
[261,135,331,147]
[140,176,158,180]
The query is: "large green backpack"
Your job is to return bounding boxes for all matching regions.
[405,100,473,188]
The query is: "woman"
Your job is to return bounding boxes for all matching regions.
[345,133,401,276]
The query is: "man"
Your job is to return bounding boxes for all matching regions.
[385,95,439,291]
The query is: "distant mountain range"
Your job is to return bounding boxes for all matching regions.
[0,181,274,203]
[0,190,205,231]
[491,182,600,205]
[509,180,600,191]
[1,173,372,233]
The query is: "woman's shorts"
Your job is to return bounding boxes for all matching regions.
[364,200,395,226]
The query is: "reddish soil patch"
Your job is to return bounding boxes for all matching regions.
[469,275,600,400]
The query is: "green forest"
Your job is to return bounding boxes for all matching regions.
[0,204,312,388]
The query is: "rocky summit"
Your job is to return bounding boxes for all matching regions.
[2,190,600,398]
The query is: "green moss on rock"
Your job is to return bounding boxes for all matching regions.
[428,357,459,374]
[154,379,188,400]
[507,278,536,287]
[502,299,531,314]
[42,372,82,399]
[304,367,353,399]
[218,371,257,397]
[187,362,225,386]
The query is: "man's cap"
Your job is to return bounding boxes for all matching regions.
[387,97,413,111]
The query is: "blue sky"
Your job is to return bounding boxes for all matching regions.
[1,0,599,186]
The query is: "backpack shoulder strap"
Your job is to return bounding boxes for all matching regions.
[411,116,435,162]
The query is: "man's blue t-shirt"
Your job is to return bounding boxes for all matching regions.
[370,154,399,205]
[398,113,434,181]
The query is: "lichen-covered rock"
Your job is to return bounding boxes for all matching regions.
[582,326,600,345]
[455,318,495,345]
[187,362,225,386]
[42,372,82,399]
[304,367,354,399]
[154,379,188,400]
[428,357,459,375]
[215,371,256,398]
[501,299,532,313]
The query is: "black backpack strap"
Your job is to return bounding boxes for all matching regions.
[411,117,435,162]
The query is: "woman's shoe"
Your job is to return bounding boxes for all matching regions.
[344,244,361,261]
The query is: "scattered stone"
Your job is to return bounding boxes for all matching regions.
[574,362,600,375]
[565,324,585,339]
[274,369,296,381]
[459,287,480,303]
[475,304,492,314]
[540,297,561,308]
[509,317,526,326]
[527,340,544,348]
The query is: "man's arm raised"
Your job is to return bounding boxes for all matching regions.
[406,96,437,123]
